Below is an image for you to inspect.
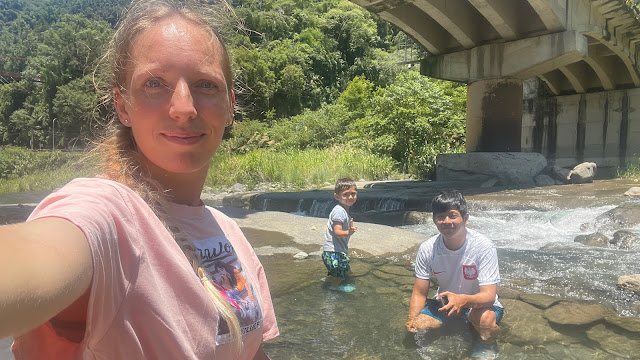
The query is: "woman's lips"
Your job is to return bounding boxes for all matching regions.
[161,133,205,145]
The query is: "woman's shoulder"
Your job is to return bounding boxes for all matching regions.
[53,177,131,196]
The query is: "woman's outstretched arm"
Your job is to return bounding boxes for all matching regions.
[0,218,93,338]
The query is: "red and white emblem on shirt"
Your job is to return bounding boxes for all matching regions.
[462,265,478,280]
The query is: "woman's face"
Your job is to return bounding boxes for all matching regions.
[114,15,234,176]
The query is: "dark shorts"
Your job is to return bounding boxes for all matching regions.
[322,251,351,279]
[420,299,504,325]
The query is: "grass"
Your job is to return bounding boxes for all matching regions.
[0,160,95,193]
[0,145,401,194]
[617,158,640,180]
[205,146,401,191]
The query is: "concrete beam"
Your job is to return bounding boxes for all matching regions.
[583,54,615,90]
[538,71,563,95]
[468,0,519,40]
[526,0,566,31]
[409,0,481,49]
[377,10,443,54]
[378,3,452,55]
[422,31,588,82]
[584,31,640,86]
[559,61,590,93]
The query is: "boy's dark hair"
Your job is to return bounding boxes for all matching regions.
[431,190,467,218]
[335,177,357,194]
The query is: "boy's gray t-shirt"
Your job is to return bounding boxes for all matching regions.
[323,204,351,254]
[414,228,502,307]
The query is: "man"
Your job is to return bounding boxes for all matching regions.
[405,190,504,358]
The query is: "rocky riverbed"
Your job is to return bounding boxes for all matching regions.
[1,179,640,359]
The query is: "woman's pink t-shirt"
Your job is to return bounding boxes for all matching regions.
[12,178,278,359]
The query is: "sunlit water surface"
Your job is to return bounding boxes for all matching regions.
[262,203,640,359]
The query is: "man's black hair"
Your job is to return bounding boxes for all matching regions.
[431,190,467,217]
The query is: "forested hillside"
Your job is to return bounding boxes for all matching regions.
[0,0,466,179]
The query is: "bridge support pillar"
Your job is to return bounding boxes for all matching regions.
[466,78,523,152]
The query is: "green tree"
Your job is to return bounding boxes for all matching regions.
[349,71,466,177]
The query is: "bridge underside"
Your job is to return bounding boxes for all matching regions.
[351,0,640,161]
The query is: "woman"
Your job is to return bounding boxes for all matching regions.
[0,0,278,358]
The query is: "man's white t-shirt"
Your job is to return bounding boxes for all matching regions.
[415,228,502,308]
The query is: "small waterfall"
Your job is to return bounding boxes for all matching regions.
[308,200,334,217]
[356,198,406,213]
[261,198,272,211]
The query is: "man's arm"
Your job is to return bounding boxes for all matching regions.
[405,278,430,332]
[0,218,93,338]
[438,283,497,316]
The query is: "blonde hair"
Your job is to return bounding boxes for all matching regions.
[94,0,241,352]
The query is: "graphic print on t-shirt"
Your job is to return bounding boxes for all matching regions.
[194,235,263,345]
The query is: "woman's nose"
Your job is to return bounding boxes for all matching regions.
[169,79,197,121]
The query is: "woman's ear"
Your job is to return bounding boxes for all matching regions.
[113,87,131,127]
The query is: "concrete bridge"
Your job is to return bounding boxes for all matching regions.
[351,0,640,168]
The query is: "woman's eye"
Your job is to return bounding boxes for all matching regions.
[199,81,217,90]
[145,79,163,88]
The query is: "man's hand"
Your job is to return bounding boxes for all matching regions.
[437,291,467,317]
[405,317,418,333]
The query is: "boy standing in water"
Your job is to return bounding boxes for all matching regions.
[322,178,358,290]
[405,190,504,359]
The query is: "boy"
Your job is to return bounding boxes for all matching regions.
[322,178,358,290]
[405,190,504,359]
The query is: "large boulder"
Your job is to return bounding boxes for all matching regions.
[543,301,607,326]
[549,166,571,184]
[567,162,597,184]
[594,203,640,231]
[610,230,640,250]
[586,324,640,358]
[617,274,640,295]
[497,299,568,345]
[436,152,547,187]
[574,232,609,247]
[534,174,556,187]
[624,187,640,196]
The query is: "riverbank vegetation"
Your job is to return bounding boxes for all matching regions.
[617,158,640,180]
[0,0,467,192]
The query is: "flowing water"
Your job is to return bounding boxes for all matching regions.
[1,183,639,359]
[260,191,640,359]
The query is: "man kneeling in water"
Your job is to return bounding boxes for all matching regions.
[405,190,504,359]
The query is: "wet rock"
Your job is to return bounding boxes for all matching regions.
[586,323,640,359]
[543,301,606,325]
[348,260,373,277]
[293,251,308,260]
[253,245,304,256]
[617,274,640,295]
[604,315,640,332]
[624,187,640,196]
[534,174,556,187]
[496,287,521,300]
[574,232,609,247]
[374,286,402,296]
[403,211,429,225]
[377,264,414,277]
[519,293,559,309]
[595,203,640,230]
[498,299,568,345]
[610,230,640,249]
[371,269,395,281]
[567,162,597,184]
